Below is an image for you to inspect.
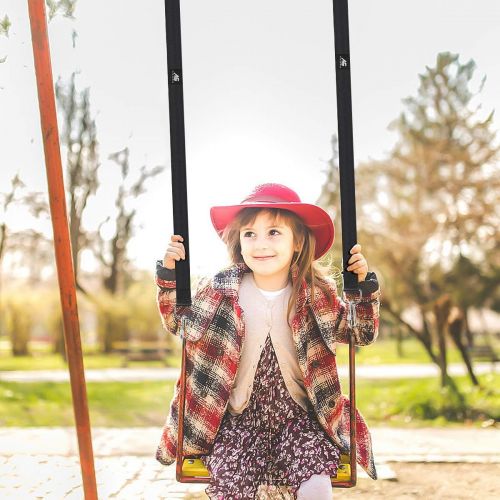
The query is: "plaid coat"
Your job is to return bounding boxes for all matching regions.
[155,261,381,480]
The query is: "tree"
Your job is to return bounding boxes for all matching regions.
[0,175,50,288]
[95,148,163,296]
[55,72,99,288]
[0,14,10,65]
[0,175,50,356]
[319,52,500,387]
[90,148,163,352]
[1,1,77,65]
[45,0,77,21]
[0,175,22,281]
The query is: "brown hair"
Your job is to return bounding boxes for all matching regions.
[221,207,338,326]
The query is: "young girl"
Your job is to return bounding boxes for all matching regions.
[155,183,380,499]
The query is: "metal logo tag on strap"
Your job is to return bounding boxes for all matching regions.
[169,68,182,85]
[337,54,350,70]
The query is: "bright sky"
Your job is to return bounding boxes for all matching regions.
[1,0,499,278]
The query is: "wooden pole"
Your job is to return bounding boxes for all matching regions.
[27,1,98,498]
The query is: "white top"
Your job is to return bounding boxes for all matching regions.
[256,284,288,299]
[227,273,310,415]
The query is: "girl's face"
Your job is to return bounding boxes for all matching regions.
[239,211,298,290]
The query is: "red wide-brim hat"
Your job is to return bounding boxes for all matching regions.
[210,183,335,260]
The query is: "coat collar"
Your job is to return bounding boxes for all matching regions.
[212,261,310,313]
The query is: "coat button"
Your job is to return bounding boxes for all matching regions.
[311,360,320,369]
[328,400,336,408]
[200,389,208,398]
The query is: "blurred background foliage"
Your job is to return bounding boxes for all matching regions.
[0,1,498,427]
[1,53,498,372]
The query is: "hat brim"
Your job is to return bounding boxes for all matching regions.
[210,202,334,260]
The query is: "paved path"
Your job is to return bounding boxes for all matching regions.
[1,427,498,498]
[1,427,498,463]
[0,362,497,383]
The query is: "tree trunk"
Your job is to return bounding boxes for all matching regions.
[434,296,451,388]
[382,300,441,366]
[463,308,474,348]
[104,233,120,295]
[69,196,80,283]
[419,307,441,367]
[53,317,67,362]
[448,310,479,386]
[396,327,404,358]
[0,222,6,298]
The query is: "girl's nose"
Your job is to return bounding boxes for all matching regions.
[255,237,269,249]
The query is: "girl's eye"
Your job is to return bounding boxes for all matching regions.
[242,229,280,237]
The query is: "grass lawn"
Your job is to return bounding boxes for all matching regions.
[344,372,499,427]
[0,337,468,371]
[0,379,176,427]
[0,374,497,428]
[0,341,182,371]
[335,337,464,366]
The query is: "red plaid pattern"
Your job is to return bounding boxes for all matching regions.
[155,262,380,480]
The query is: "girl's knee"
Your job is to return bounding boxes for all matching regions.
[296,473,333,500]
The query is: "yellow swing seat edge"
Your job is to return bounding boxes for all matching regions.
[181,454,351,483]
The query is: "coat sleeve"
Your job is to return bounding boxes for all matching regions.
[155,260,211,341]
[321,272,381,348]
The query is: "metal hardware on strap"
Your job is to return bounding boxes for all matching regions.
[179,316,187,341]
[345,289,362,329]
[347,301,356,329]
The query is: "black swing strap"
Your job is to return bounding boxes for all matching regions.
[164,0,360,487]
[332,0,359,293]
[164,0,192,307]
[332,0,359,486]
[164,0,359,302]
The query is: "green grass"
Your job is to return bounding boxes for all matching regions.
[0,380,176,427]
[0,374,497,428]
[335,337,464,366]
[0,353,182,371]
[0,340,181,371]
[0,338,467,371]
[352,373,499,428]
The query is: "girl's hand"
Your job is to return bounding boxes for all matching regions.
[163,234,186,270]
[347,243,368,282]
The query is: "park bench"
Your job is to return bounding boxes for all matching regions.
[468,344,498,363]
[112,341,171,367]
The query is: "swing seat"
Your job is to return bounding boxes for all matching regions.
[181,454,352,484]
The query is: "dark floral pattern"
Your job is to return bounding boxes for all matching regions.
[201,333,340,499]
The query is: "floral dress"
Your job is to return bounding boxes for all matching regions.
[200,333,340,499]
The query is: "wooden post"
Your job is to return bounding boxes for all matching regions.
[27,1,98,498]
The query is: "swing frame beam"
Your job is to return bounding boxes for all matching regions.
[28,1,97,498]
